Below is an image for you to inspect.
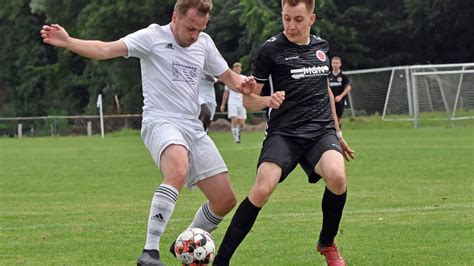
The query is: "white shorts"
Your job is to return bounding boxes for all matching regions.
[141,119,228,189]
[227,104,247,119]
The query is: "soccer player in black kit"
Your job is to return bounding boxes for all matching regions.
[328,56,352,127]
[213,1,355,266]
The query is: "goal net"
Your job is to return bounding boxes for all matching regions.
[345,63,474,127]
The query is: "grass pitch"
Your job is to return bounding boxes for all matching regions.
[1,125,473,265]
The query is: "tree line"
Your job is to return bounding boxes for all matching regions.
[0,0,472,117]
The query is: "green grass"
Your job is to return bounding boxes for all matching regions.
[1,125,473,265]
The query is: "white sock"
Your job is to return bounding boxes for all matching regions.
[231,127,239,142]
[144,184,179,251]
[188,201,223,233]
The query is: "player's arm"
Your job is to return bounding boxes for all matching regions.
[218,69,255,95]
[335,76,352,102]
[220,90,229,112]
[328,87,341,132]
[339,84,352,98]
[243,83,285,112]
[328,83,355,160]
[41,24,127,60]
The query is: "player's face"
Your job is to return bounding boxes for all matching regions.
[233,65,242,74]
[281,3,316,45]
[172,8,208,47]
[332,59,341,70]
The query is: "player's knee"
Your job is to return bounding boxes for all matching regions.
[223,194,237,212]
[165,166,188,184]
[249,185,273,206]
[326,170,346,195]
[213,193,237,215]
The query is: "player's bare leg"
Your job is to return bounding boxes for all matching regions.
[213,163,281,265]
[315,150,347,266]
[138,145,189,266]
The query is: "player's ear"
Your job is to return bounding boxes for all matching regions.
[172,11,178,22]
[310,13,317,25]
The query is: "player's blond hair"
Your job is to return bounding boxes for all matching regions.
[232,62,242,68]
[281,0,315,12]
[175,0,213,16]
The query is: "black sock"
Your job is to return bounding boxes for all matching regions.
[319,186,347,246]
[214,197,261,264]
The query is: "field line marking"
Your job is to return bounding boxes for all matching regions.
[1,203,472,231]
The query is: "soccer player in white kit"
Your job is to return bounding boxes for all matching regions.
[40,1,256,265]
[220,62,247,143]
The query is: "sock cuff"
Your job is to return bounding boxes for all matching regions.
[243,197,262,212]
[324,186,347,199]
[202,201,223,225]
[155,184,179,204]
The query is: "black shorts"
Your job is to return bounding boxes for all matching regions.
[335,101,345,118]
[257,130,342,184]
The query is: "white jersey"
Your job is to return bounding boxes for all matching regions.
[121,24,228,126]
[224,74,246,106]
[199,72,217,106]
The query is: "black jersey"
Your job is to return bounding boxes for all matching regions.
[252,33,334,138]
[328,71,350,99]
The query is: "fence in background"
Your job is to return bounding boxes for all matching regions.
[0,112,267,138]
[0,114,142,138]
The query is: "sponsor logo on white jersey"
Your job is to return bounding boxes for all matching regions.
[172,62,198,84]
[290,65,329,79]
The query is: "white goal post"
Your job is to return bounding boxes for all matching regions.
[345,63,474,128]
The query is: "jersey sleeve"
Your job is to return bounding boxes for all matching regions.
[251,42,272,84]
[203,34,229,77]
[121,24,157,59]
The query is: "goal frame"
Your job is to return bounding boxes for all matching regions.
[345,62,474,128]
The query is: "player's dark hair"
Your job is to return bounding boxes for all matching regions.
[175,0,212,16]
[281,0,315,12]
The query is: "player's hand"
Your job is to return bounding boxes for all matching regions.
[335,95,343,103]
[338,138,355,161]
[268,91,285,109]
[220,105,225,112]
[239,76,256,95]
[40,24,70,48]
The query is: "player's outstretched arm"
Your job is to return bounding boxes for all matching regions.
[328,85,355,161]
[219,69,256,95]
[40,24,128,60]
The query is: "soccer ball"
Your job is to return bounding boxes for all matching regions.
[174,228,215,265]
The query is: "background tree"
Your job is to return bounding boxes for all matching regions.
[0,0,473,118]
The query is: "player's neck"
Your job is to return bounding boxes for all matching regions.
[283,31,310,45]
[332,69,341,75]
